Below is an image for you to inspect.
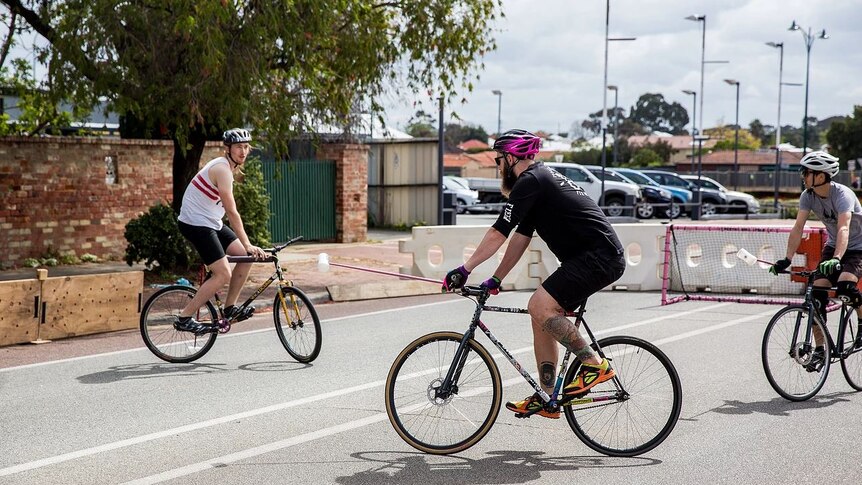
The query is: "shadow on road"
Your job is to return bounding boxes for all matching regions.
[76,360,311,384]
[683,391,857,420]
[335,450,661,484]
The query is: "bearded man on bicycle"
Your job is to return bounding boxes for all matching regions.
[442,129,626,419]
[770,151,862,368]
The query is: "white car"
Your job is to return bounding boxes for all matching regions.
[443,175,479,214]
[545,162,642,217]
[681,175,760,214]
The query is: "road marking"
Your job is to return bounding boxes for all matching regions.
[0,301,742,478]
[0,299,465,373]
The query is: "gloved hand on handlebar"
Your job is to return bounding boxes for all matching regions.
[818,257,841,276]
[480,276,502,295]
[768,257,791,275]
[442,265,470,292]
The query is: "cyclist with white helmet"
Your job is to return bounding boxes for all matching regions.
[174,128,267,334]
[770,150,862,368]
[442,129,626,419]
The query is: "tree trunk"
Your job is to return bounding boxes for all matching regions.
[171,129,209,214]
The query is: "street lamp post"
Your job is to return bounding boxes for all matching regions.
[789,20,828,155]
[607,85,619,166]
[724,79,740,191]
[683,89,697,173]
[491,90,502,137]
[685,15,706,132]
[599,0,636,208]
[766,41,804,211]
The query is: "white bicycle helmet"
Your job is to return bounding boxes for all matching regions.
[800,151,839,177]
[223,128,252,145]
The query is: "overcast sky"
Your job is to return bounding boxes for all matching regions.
[381,0,862,136]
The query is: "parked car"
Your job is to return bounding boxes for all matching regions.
[681,175,760,214]
[443,175,479,214]
[545,162,642,217]
[614,167,690,219]
[639,169,728,216]
[586,167,674,219]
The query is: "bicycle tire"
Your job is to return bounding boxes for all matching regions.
[385,331,502,455]
[274,286,322,363]
[762,305,831,401]
[839,316,862,391]
[140,285,218,363]
[563,336,682,457]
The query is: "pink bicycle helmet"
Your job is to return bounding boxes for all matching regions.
[493,129,542,159]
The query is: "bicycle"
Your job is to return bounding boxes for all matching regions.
[384,286,682,456]
[140,236,322,364]
[762,268,862,401]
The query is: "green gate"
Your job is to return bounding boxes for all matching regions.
[261,159,336,241]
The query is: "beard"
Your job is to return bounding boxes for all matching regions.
[500,160,520,197]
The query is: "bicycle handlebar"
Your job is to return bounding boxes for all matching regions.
[226,236,305,263]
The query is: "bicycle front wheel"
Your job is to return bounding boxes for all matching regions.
[839,315,862,391]
[563,336,682,457]
[385,331,502,455]
[274,286,321,363]
[140,285,218,363]
[762,305,831,401]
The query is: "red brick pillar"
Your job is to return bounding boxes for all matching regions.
[318,143,368,243]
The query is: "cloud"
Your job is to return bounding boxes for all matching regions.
[384,0,862,135]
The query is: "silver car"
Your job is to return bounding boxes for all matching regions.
[681,175,760,214]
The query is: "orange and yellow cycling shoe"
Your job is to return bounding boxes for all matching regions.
[505,393,560,419]
[564,358,615,397]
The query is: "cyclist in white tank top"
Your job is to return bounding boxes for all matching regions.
[174,128,267,334]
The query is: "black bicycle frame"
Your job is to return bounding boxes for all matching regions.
[437,289,620,407]
[791,271,858,360]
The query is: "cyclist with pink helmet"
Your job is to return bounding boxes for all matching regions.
[442,128,626,419]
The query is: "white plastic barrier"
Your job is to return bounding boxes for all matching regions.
[399,223,669,291]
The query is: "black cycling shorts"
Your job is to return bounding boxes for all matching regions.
[542,249,626,312]
[817,247,862,284]
[177,221,238,266]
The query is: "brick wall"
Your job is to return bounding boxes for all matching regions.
[319,143,369,243]
[0,137,367,268]
[0,137,223,267]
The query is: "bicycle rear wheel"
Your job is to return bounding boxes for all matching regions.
[563,336,682,457]
[762,305,831,401]
[839,315,862,391]
[140,285,218,363]
[385,331,502,455]
[274,286,321,363]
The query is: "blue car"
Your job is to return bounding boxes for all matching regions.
[614,168,692,219]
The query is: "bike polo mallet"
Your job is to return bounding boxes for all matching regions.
[317,252,442,284]
[736,248,775,267]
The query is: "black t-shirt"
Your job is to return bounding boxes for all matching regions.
[491,162,623,261]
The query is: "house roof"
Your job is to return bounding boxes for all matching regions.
[628,134,717,151]
[444,151,497,168]
[674,150,804,167]
[457,139,490,151]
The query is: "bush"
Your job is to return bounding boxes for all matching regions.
[124,203,196,272]
[233,156,272,247]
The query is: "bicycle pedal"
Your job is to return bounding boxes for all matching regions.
[514,412,530,419]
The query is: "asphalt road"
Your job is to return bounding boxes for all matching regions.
[1,291,860,484]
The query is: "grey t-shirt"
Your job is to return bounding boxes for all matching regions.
[799,182,862,250]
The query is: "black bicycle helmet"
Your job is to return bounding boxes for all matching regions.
[223,128,252,145]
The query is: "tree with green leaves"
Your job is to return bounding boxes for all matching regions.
[3,0,503,212]
[628,93,689,135]
[826,106,862,169]
[405,110,437,138]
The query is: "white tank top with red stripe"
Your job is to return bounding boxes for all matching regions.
[178,157,232,230]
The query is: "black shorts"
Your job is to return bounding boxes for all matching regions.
[177,221,238,266]
[817,247,862,284]
[542,249,626,311]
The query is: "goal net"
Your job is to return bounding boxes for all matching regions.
[661,224,827,305]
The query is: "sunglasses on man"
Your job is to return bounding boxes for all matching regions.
[495,154,507,167]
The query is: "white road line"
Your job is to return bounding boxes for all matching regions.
[0,299,465,373]
[0,301,739,478]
